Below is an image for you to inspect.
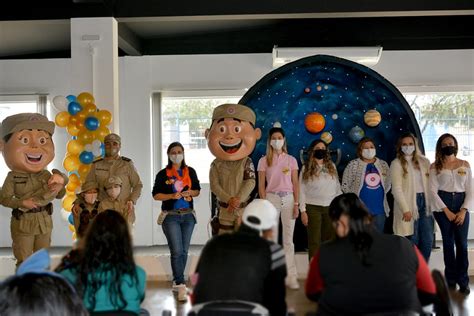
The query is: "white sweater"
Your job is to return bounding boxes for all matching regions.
[390,155,431,236]
[299,165,342,211]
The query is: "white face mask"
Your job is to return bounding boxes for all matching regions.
[270,139,285,150]
[362,148,376,160]
[401,145,415,156]
[106,187,121,200]
[84,193,98,204]
[169,154,184,165]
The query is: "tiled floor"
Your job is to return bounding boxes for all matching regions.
[142,279,474,316]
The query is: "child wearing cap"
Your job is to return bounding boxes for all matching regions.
[0,113,68,266]
[99,176,135,224]
[73,182,101,239]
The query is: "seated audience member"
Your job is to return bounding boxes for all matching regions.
[0,249,88,316]
[192,199,287,316]
[57,209,147,315]
[306,193,436,315]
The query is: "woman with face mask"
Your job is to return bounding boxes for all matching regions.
[257,123,300,290]
[429,133,472,294]
[341,137,391,233]
[299,139,342,259]
[390,133,433,261]
[152,142,201,301]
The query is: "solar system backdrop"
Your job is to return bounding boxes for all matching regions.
[240,55,423,174]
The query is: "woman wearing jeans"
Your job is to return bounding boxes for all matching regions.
[153,142,201,301]
[258,124,300,290]
[430,133,472,294]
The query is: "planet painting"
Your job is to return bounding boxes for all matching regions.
[240,54,423,173]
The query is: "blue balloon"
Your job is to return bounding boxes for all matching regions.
[68,101,82,115]
[66,95,77,103]
[72,136,77,140]
[68,170,79,177]
[85,116,99,131]
[68,213,74,225]
[100,143,105,157]
[79,151,94,164]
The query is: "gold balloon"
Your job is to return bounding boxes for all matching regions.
[72,232,77,240]
[63,155,80,172]
[77,92,95,106]
[62,195,76,211]
[97,110,112,126]
[67,140,84,155]
[76,110,87,122]
[77,130,96,144]
[84,103,97,114]
[66,181,79,193]
[67,122,81,136]
[69,173,80,185]
[78,164,92,179]
[68,224,75,232]
[95,126,111,142]
[55,111,70,127]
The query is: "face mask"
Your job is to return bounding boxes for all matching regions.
[313,149,327,160]
[362,148,376,160]
[270,139,284,150]
[169,154,184,165]
[84,193,98,204]
[401,145,415,156]
[106,187,121,200]
[105,147,119,157]
[441,145,456,156]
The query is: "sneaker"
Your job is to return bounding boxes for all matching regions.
[172,282,180,292]
[286,277,300,290]
[459,285,470,295]
[177,284,188,302]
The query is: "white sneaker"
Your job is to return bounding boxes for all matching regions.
[286,277,300,290]
[177,284,188,302]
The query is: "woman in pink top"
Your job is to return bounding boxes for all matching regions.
[257,124,300,290]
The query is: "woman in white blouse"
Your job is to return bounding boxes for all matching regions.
[299,139,342,259]
[430,133,472,294]
[390,133,433,261]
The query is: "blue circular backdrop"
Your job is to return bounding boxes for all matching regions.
[240,55,423,172]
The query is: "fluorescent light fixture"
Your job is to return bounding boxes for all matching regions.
[272,46,383,68]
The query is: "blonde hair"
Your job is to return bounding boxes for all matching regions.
[266,127,287,167]
[396,133,423,177]
[302,139,337,181]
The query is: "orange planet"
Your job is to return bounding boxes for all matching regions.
[305,112,325,134]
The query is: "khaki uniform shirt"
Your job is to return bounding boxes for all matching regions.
[85,156,143,204]
[99,197,135,224]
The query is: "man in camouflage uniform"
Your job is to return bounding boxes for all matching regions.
[0,113,67,266]
[83,133,142,224]
[205,104,261,234]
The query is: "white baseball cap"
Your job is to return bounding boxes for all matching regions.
[242,199,278,231]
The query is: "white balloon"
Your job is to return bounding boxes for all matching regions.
[84,144,93,152]
[93,148,102,156]
[52,95,68,112]
[92,139,102,149]
[61,209,72,222]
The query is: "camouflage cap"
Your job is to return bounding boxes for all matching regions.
[105,176,122,189]
[104,133,121,144]
[80,181,99,194]
[1,113,55,138]
[211,104,256,125]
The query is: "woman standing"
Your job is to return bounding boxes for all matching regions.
[257,124,300,289]
[299,139,342,259]
[342,137,391,233]
[153,142,201,301]
[390,133,433,261]
[430,133,472,294]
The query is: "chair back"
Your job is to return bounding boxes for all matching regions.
[188,300,269,316]
[431,269,453,316]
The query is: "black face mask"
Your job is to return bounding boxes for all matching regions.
[441,145,456,156]
[313,149,327,159]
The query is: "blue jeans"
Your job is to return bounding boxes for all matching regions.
[162,212,196,285]
[372,214,386,233]
[409,193,434,262]
[433,191,469,288]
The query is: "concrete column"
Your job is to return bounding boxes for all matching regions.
[70,18,119,133]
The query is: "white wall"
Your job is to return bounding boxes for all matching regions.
[1,50,473,247]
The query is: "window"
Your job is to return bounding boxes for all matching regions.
[404,92,474,172]
[156,93,242,183]
[0,95,43,184]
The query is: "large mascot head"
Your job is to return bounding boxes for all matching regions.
[205,104,261,161]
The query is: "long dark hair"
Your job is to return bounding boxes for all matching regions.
[77,210,138,310]
[166,141,187,169]
[329,193,373,266]
[434,133,458,173]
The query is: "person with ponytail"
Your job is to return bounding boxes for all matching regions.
[152,142,201,301]
[305,193,436,315]
[299,139,342,259]
[390,133,433,261]
[429,133,472,294]
[257,123,300,290]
